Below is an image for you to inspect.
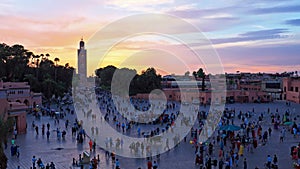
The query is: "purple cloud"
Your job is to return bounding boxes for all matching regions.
[218,44,300,66]
[167,7,240,32]
[168,7,235,19]
[285,19,300,26]
[250,5,300,14]
[210,28,289,44]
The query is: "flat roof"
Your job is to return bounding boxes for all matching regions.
[2,82,30,89]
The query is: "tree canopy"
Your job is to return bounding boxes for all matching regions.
[95,66,162,96]
[0,43,74,100]
[192,68,206,91]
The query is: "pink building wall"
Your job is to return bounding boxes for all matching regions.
[8,102,28,134]
[133,88,271,104]
[0,81,42,134]
[283,77,300,103]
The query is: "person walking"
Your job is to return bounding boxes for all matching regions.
[243,158,247,169]
[115,159,120,169]
[46,130,50,140]
[42,124,45,136]
[65,120,69,129]
[93,139,96,152]
[147,160,152,169]
[89,139,93,151]
[47,122,50,131]
[35,126,39,135]
[273,154,278,166]
[16,145,20,158]
[153,160,158,169]
[268,127,272,136]
[206,157,212,169]
[238,144,244,156]
[96,127,99,135]
[111,152,116,163]
[50,162,55,169]
[32,155,37,168]
[218,158,224,169]
[266,155,272,169]
[14,129,18,139]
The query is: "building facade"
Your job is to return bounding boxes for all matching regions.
[283,77,300,103]
[0,81,42,134]
[135,74,273,104]
[261,80,282,100]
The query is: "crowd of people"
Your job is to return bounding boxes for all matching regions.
[6,88,300,169]
[70,88,297,168]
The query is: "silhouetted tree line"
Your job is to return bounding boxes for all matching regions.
[95,65,162,96]
[0,43,74,99]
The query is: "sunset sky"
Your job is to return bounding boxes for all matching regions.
[1,0,300,76]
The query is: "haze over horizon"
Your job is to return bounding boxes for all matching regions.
[1,0,300,76]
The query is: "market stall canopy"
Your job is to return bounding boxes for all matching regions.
[219,125,241,131]
[283,121,293,126]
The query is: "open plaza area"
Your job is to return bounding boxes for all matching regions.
[4,97,300,169]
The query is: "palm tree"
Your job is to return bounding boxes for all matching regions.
[32,55,41,68]
[45,53,50,60]
[54,57,60,82]
[54,57,60,66]
[40,54,44,60]
[197,68,206,91]
[30,55,41,79]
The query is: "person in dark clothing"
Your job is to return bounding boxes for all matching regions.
[218,159,224,169]
[206,157,212,169]
[273,154,278,164]
[243,158,247,169]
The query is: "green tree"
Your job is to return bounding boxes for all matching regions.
[0,43,75,100]
[129,67,161,95]
[95,66,162,96]
[24,74,41,92]
[4,44,31,81]
[95,65,117,89]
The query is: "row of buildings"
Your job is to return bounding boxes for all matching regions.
[135,73,300,104]
[0,81,42,134]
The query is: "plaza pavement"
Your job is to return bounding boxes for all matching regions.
[4,101,300,169]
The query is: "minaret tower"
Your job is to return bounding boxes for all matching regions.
[77,38,87,81]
